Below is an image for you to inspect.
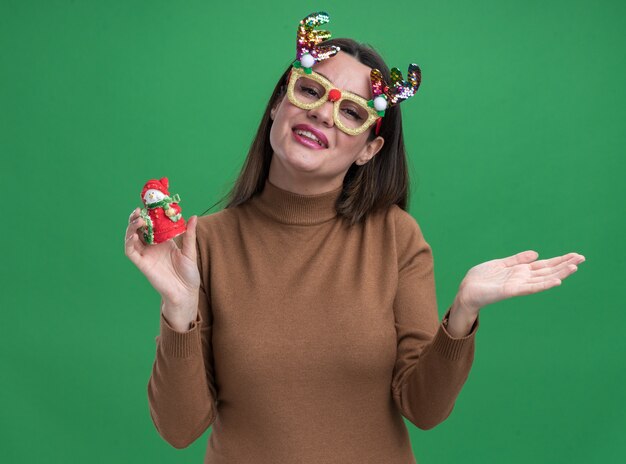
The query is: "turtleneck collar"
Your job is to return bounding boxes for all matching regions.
[251,178,343,226]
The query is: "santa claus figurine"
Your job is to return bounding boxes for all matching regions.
[139,177,187,245]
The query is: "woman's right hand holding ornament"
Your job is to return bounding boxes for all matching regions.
[124,207,200,332]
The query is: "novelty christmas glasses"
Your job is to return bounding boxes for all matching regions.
[287,66,381,136]
[291,11,422,136]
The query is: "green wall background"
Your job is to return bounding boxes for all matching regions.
[2,1,624,462]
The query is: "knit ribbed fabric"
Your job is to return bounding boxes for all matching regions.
[147,177,479,463]
[252,179,343,225]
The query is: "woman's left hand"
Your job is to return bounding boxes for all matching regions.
[457,250,586,317]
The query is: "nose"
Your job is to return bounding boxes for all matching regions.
[308,99,334,128]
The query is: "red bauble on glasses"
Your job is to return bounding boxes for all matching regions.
[328,88,341,102]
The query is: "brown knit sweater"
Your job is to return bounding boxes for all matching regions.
[147,177,479,463]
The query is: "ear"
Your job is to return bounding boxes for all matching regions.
[355,136,385,165]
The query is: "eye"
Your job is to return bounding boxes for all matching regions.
[342,107,363,120]
[300,85,320,97]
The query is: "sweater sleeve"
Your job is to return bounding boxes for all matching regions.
[146,234,218,449]
[390,207,479,430]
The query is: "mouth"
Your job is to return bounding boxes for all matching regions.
[292,124,329,149]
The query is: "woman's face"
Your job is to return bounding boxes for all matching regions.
[269,51,385,192]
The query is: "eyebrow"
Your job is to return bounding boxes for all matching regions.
[314,70,370,101]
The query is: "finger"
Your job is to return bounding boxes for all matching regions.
[125,215,145,241]
[515,278,562,296]
[125,228,140,260]
[527,264,578,283]
[529,252,582,271]
[501,250,539,267]
[129,207,141,223]
[124,217,146,259]
[529,258,579,278]
[125,232,141,259]
[181,216,197,262]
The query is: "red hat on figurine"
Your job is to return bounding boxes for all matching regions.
[141,177,170,200]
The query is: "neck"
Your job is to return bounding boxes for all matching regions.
[268,159,345,195]
[251,177,343,226]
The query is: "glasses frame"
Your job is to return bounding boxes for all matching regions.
[286,66,381,136]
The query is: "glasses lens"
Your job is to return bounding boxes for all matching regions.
[293,76,326,106]
[338,98,371,130]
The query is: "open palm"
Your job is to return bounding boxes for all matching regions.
[457,250,586,314]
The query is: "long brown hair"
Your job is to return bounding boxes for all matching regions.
[201,38,413,226]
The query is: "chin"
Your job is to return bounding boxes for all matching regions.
[283,148,326,173]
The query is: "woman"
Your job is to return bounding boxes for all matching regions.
[125,13,585,463]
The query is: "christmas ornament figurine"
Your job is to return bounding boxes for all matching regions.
[138,177,186,245]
